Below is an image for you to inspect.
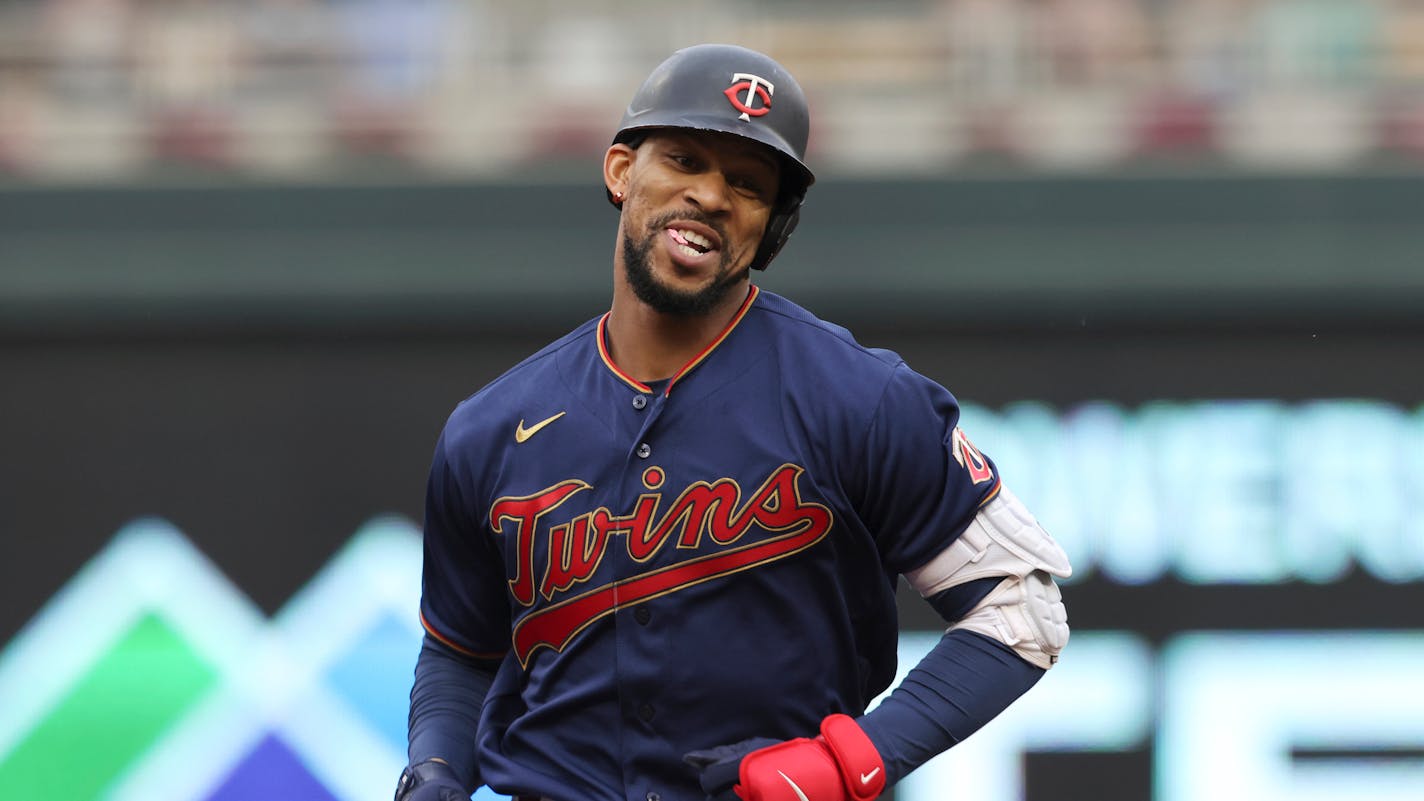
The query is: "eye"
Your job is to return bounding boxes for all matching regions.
[668,152,697,170]
[730,174,771,201]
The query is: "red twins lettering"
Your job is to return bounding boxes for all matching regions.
[489,479,591,606]
[488,464,833,666]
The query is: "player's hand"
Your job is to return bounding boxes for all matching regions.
[394,759,470,801]
[404,781,467,801]
[685,736,780,800]
[685,715,886,801]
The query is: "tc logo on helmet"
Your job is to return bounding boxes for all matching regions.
[724,73,775,122]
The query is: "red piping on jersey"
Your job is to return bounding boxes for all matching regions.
[596,285,760,396]
[596,322,653,393]
[978,479,1003,507]
[420,610,508,661]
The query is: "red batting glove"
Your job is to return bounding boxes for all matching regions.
[734,714,886,801]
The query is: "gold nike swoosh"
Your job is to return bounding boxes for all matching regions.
[514,411,566,443]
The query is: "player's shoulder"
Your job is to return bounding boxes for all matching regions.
[750,289,905,372]
[441,316,600,441]
[749,289,956,412]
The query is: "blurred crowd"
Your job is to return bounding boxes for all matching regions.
[2,0,1424,182]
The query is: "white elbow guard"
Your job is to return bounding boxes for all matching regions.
[953,569,1069,669]
[905,486,1072,669]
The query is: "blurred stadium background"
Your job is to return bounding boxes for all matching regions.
[2,1,1422,800]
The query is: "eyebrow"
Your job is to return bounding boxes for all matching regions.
[740,148,779,176]
[666,133,780,176]
[717,144,780,186]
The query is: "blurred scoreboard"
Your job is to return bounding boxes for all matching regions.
[900,399,1424,801]
[2,398,1419,801]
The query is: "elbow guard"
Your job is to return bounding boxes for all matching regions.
[954,570,1068,669]
[906,486,1072,669]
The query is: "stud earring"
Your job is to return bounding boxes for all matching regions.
[614,191,625,203]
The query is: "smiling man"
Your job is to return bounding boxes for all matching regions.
[613,130,775,317]
[395,44,1071,801]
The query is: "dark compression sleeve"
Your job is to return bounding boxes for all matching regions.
[855,576,1045,784]
[407,633,498,790]
[856,628,1044,785]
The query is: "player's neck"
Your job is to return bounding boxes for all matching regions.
[606,283,750,383]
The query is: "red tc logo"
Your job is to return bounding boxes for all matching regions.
[724,72,774,122]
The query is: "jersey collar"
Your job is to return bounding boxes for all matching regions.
[597,284,760,396]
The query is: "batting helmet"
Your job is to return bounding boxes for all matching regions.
[610,44,815,271]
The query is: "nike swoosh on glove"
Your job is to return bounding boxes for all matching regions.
[734,714,885,801]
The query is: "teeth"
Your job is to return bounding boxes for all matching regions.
[680,230,712,249]
[677,244,701,257]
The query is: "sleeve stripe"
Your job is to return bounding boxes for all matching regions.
[420,610,509,660]
[977,479,1003,508]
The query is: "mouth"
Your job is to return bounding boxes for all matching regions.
[662,221,723,268]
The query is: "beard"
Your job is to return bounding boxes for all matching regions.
[622,210,748,317]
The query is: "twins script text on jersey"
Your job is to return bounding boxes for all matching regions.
[492,463,832,665]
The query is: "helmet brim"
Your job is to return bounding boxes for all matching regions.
[614,117,815,194]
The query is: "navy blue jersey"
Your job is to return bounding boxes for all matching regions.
[419,286,1001,801]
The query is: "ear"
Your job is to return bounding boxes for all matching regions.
[604,144,635,205]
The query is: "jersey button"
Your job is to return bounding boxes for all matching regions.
[636,443,651,459]
[647,793,661,801]
[632,394,648,410]
[635,606,651,625]
[638,703,656,722]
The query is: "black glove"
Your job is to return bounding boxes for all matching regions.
[684,737,780,801]
[394,759,469,801]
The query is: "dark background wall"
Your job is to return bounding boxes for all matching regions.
[5,174,1424,336]
[5,175,1422,635]
[3,176,1421,800]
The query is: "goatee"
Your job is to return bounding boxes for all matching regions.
[622,215,746,316]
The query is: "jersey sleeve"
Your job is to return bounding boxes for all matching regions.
[855,363,1001,576]
[418,426,512,662]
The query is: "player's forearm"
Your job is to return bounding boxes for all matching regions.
[856,629,1044,785]
[407,633,497,790]
[859,482,1071,783]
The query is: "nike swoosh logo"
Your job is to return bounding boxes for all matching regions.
[778,771,811,801]
[514,411,566,443]
[861,767,882,784]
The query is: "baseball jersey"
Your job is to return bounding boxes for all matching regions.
[419,286,1002,801]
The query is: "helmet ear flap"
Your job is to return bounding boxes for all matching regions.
[749,192,803,272]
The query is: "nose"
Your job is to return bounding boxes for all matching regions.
[681,171,733,215]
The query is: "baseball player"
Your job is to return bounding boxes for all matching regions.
[395,44,1071,801]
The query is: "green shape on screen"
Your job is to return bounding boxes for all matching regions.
[0,613,217,800]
